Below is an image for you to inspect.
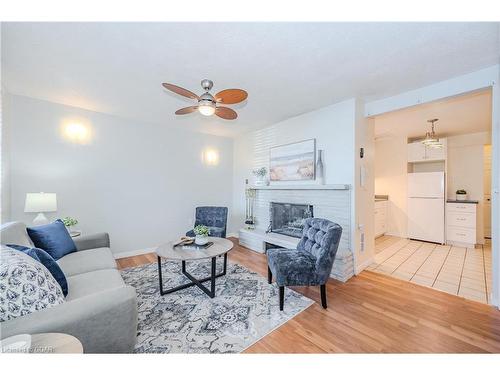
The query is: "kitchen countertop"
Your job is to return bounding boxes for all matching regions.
[375,195,389,202]
[446,199,479,204]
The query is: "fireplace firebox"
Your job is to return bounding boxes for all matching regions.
[268,202,313,238]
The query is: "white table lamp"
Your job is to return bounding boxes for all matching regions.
[24,193,57,226]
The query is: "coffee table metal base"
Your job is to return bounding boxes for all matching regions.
[157,253,227,298]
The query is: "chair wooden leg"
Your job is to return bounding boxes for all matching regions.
[320,284,327,309]
[279,286,284,311]
[267,266,272,284]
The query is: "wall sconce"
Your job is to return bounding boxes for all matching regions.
[203,148,219,166]
[61,120,92,144]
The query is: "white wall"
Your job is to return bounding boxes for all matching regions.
[231,99,356,235]
[374,135,409,238]
[491,65,500,306]
[5,94,234,255]
[1,93,11,224]
[447,132,491,242]
[374,131,492,241]
[353,100,375,272]
[1,24,11,224]
[230,98,376,275]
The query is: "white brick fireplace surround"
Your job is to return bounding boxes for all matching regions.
[238,185,354,282]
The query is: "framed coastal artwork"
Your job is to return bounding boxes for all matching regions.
[269,139,316,181]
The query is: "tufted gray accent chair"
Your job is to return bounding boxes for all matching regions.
[186,206,228,238]
[267,218,342,310]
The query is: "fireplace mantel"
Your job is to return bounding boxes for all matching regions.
[248,184,350,191]
[240,183,354,282]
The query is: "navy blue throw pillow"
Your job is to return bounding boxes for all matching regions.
[7,244,69,297]
[27,219,77,261]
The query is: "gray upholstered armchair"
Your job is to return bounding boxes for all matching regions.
[267,218,342,310]
[186,206,228,238]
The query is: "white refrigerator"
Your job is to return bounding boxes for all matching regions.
[407,172,445,244]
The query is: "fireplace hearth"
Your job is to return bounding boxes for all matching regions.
[269,202,313,238]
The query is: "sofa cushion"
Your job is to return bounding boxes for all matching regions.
[0,247,65,322]
[27,219,77,260]
[65,269,125,301]
[0,222,34,247]
[57,247,117,277]
[6,244,68,297]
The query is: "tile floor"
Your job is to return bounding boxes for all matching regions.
[368,235,492,304]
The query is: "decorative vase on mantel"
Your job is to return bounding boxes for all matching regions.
[316,149,325,185]
[252,167,268,186]
[255,175,265,186]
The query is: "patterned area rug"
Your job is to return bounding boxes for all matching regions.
[121,259,313,353]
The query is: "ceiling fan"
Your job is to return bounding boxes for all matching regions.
[162,79,247,120]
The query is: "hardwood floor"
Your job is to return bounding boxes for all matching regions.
[116,238,500,353]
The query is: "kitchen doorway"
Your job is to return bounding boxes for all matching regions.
[369,89,494,304]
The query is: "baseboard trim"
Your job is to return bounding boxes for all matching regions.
[227,232,239,238]
[355,257,374,274]
[114,247,156,259]
[386,232,407,238]
[490,292,499,308]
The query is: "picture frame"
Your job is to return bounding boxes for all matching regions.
[269,139,316,181]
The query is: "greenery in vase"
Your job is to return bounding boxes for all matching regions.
[456,189,467,195]
[252,167,267,178]
[194,225,210,237]
[62,217,78,227]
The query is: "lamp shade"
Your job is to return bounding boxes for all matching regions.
[24,193,57,213]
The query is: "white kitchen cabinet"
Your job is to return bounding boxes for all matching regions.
[425,138,447,160]
[446,202,477,247]
[407,138,447,163]
[374,200,388,237]
[407,142,427,162]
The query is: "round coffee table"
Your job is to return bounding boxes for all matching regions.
[155,237,234,298]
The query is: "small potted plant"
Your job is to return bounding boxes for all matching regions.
[62,217,78,233]
[193,225,210,245]
[252,167,268,186]
[456,189,468,201]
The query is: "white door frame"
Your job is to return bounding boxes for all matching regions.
[365,65,500,307]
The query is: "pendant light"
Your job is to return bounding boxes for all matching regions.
[421,118,443,148]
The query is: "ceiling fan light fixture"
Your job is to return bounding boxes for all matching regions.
[198,101,216,116]
[162,79,247,120]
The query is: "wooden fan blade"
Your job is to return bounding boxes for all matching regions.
[162,83,199,100]
[215,107,238,120]
[214,89,248,104]
[175,106,198,115]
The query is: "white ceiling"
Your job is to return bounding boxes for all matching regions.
[374,89,492,139]
[2,22,499,137]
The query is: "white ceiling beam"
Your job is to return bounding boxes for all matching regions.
[365,65,499,117]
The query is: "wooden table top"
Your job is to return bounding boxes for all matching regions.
[156,237,234,261]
